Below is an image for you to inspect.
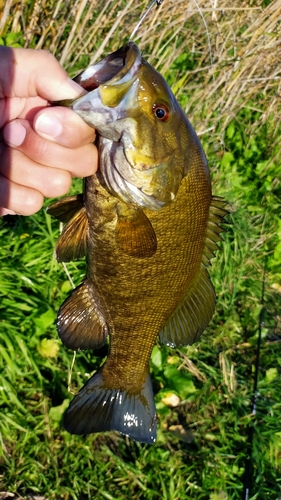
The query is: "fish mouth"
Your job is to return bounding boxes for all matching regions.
[53,42,141,121]
[73,42,141,101]
[64,42,142,145]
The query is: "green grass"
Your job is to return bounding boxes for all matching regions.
[1,0,281,498]
[0,160,280,499]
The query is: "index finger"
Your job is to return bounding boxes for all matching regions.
[0,47,85,102]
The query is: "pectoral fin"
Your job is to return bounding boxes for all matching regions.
[58,279,108,351]
[47,195,84,223]
[116,204,157,258]
[54,208,88,262]
[47,194,88,262]
[159,266,216,347]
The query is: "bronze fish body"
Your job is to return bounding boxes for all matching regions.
[48,42,227,444]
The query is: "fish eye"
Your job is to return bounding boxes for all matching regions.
[153,104,170,122]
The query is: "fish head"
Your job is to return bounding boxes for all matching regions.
[65,42,205,210]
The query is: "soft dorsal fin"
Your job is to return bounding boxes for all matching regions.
[159,265,216,347]
[47,194,84,223]
[116,203,157,258]
[203,196,228,266]
[58,279,108,351]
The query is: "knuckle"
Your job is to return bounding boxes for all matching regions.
[20,190,44,216]
[26,131,56,164]
[44,170,72,198]
[40,49,55,65]
[32,139,50,163]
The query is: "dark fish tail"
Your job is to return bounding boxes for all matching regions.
[64,368,157,444]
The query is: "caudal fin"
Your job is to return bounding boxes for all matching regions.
[64,370,157,444]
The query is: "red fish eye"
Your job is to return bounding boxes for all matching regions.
[153,104,170,122]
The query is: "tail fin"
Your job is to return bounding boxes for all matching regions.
[64,370,157,444]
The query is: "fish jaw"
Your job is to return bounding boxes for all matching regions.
[71,79,139,142]
[70,42,142,141]
[74,42,141,91]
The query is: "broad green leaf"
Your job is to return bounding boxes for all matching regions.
[37,338,59,358]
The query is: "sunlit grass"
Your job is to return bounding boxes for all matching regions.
[1,187,280,499]
[0,0,281,499]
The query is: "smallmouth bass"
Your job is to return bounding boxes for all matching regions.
[48,42,227,444]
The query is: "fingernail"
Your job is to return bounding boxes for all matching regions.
[35,114,63,139]
[4,121,26,147]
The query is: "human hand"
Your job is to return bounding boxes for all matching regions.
[0,47,98,216]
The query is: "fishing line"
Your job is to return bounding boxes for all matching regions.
[193,0,214,69]
[59,221,77,392]
[243,255,267,500]
[61,262,76,290]
[129,0,163,41]
[68,351,77,394]
[59,222,76,290]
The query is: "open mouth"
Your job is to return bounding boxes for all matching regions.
[73,42,141,92]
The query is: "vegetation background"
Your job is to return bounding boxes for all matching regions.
[0,0,280,498]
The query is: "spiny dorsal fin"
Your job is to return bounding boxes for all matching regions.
[202,196,228,267]
[116,203,157,258]
[47,194,84,223]
[57,279,108,351]
[54,207,88,263]
[159,265,216,347]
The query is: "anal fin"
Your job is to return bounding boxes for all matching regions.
[116,204,157,258]
[58,280,108,351]
[64,370,157,444]
[159,266,216,347]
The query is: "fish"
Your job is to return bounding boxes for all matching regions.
[47,41,227,444]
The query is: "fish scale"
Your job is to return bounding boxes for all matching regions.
[48,42,227,443]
